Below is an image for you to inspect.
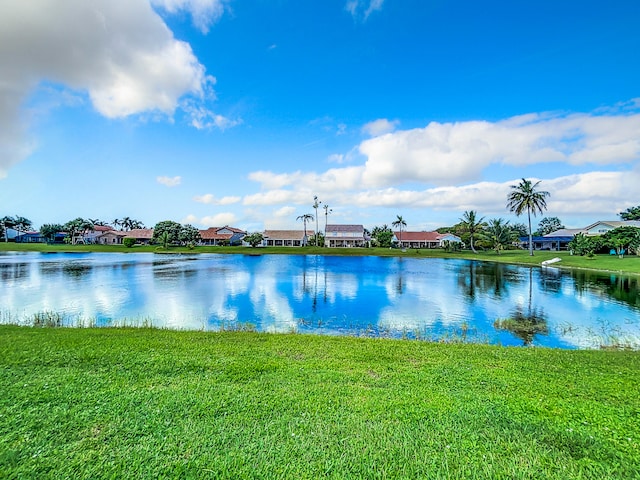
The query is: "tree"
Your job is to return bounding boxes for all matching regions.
[323,204,332,246]
[371,225,394,248]
[296,213,314,246]
[506,178,550,256]
[568,233,602,257]
[13,216,33,237]
[40,224,64,243]
[619,206,640,221]
[63,218,94,244]
[244,232,264,247]
[152,221,182,245]
[602,226,640,258]
[485,218,515,254]
[0,216,15,242]
[510,222,528,238]
[458,210,486,254]
[536,217,565,236]
[313,196,321,238]
[179,224,201,246]
[308,232,324,247]
[392,215,407,248]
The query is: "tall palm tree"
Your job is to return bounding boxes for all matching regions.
[506,178,550,256]
[313,196,321,239]
[323,204,332,246]
[297,213,314,246]
[459,210,486,254]
[392,215,407,248]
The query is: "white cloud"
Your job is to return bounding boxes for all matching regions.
[183,101,241,130]
[362,118,399,136]
[0,0,221,177]
[151,0,227,34]
[200,212,238,227]
[274,206,296,217]
[358,110,640,187]
[346,0,385,21]
[157,175,182,187]
[193,194,241,205]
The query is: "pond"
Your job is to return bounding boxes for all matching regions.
[1,252,639,349]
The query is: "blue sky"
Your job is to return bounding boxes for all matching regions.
[1,0,639,233]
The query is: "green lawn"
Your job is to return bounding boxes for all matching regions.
[1,327,639,479]
[1,242,639,275]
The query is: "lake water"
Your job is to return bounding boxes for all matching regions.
[1,252,639,349]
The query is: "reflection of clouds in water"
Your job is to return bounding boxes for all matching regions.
[250,272,297,333]
[378,274,469,331]
[2,253,639,348]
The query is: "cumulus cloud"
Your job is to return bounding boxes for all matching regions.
[274,206,296,217]
[151,0,227,34]
[242,103,640,222]
[358,110,640,187]
[0,0,226,178]
[362,118,399,136]
[193,194,241,205]
[199,212,238,227]
[157,175,182,187]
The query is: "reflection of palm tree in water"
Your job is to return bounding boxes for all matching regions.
[458,261,508,300]
[301,257,320,313]
[395,258,405,295]
[495,268,549,346]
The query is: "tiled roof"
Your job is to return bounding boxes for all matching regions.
[100,230,127,237]
[94,225,114,232]
[395,231,441,241]
[263,230,305,240]
[124,228,154,239]
[326,224,364,233]
[199,226,246,239]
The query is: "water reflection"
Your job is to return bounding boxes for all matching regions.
[0,252,638,349]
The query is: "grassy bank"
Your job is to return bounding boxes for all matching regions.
[2,242,639,275]
[1,327,638,479]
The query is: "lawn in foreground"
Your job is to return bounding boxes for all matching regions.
[1,327,639,479]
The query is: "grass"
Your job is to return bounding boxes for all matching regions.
[0,326,639,479]
[2,242,639,275]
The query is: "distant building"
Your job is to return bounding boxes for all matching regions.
[325,224,366,248]
[394,231,463,249]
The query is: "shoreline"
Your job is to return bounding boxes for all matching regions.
[2,242,639,276]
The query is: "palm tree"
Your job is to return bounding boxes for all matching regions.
[459,210,486,254]
[323,204,332,246]
[506,178,550,256]
[313,196,321,238]
[13,216,32,238]
[297,213,314,246]
[485,218,514,254]
[392,215,407,248]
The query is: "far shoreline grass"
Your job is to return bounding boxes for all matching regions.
[0,326,638,479]
[2,241,639,276]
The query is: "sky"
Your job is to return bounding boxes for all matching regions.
[1,0,639,233]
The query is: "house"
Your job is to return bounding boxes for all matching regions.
[263,230,305,247]
[325,224,366,248]
[394,231,463,249]
[582,220,640,236]
[123,228,154,245]
[98,230,128,245]
[14,231,66,243]
[519,221,640,251]
[199,226,246,246]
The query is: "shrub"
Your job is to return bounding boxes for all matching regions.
[123,237,136,248]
